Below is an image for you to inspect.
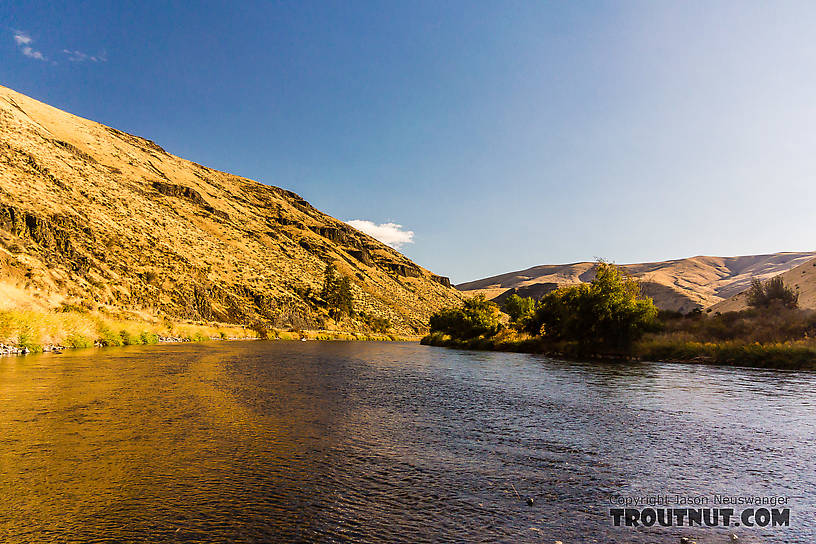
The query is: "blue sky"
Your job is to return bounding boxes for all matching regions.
[3,1,816,283]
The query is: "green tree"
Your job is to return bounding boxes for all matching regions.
[322,264,354,318]
[429,295,501,339]
[746,276,799,309]
[368,315,391,333]
[526,261,658,349]
[502,294,535,325]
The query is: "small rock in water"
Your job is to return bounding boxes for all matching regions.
[680,538,689,544]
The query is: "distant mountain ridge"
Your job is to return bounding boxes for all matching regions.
[0,85,461,333]
[457,253,816,312]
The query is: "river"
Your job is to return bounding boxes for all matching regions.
[0,341,813,543]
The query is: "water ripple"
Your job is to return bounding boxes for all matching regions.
[0,341,813,543]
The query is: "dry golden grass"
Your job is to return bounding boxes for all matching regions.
[0,84,463,336]
[0,309,256,352]
[711,258,816,313]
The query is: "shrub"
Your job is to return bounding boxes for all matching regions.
[141,270,159,285]
[429,295,501,340]
[502,294,535,326]
[361,312,391,333]
[59,303,90,313]
[17,324,42,352]
[251,322,271,339]
[527,261,658,349]
[746,277,799,309]
[140,331,159,344]
[65,333,94,349]
[654,307,816,344]
[97,327,124,347]
[120,330,143,345]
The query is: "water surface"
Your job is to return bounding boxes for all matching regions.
[0,341,813,543]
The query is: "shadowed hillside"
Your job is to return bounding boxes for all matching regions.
[0,85,460,334]
[458,253,816,312]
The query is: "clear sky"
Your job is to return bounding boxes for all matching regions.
[3,1,816,283]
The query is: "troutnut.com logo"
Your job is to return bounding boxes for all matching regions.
[608,494,791,528]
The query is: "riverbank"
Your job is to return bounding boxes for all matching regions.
[421,332,816,370]
[263,328,417,342]
[0,308,419,357]
[0,335,254,356]
[0,308,258,356]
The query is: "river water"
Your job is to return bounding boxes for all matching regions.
[0,341,813,543]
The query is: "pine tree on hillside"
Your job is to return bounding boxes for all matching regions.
[322,264,354,318]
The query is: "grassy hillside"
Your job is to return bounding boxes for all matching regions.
[711,256,816,312]
[0,85,462,335]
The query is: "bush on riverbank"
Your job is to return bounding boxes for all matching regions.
[630,306,816,368]
[428,294,501,340]
[422,329,816,369]
[502,294,535,328]
[427,261,657,352]
[653,306,816,344]
[525,262,658,349]
[635,337,816,369]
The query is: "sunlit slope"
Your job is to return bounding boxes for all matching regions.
[0,85,460,333]
[458,253,816,312]
[710,256,816,312]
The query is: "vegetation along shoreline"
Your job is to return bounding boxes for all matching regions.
[0,305,413,358]
[423,261,816,371]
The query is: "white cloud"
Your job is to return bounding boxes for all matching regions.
[63,49,106,62]
[21,46,45,60]
[13,32,31,46]
[12,31,106,64]
[12,31,46,61]
[347,220,415,250]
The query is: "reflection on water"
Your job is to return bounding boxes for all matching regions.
[0,341,813,542]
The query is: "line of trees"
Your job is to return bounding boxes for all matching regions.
[427,260,806,354]
[428,261,659,350]
[425,262,810,365]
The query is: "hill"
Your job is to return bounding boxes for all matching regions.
[710,256,816,312]
[0,85,460,334]
[458,253,816,312]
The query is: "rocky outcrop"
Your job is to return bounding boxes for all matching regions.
[152,181,229,219]
[377,260,422,278]
[430,274,451,288]
[346,248,374,266]
[0,204,81,259]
